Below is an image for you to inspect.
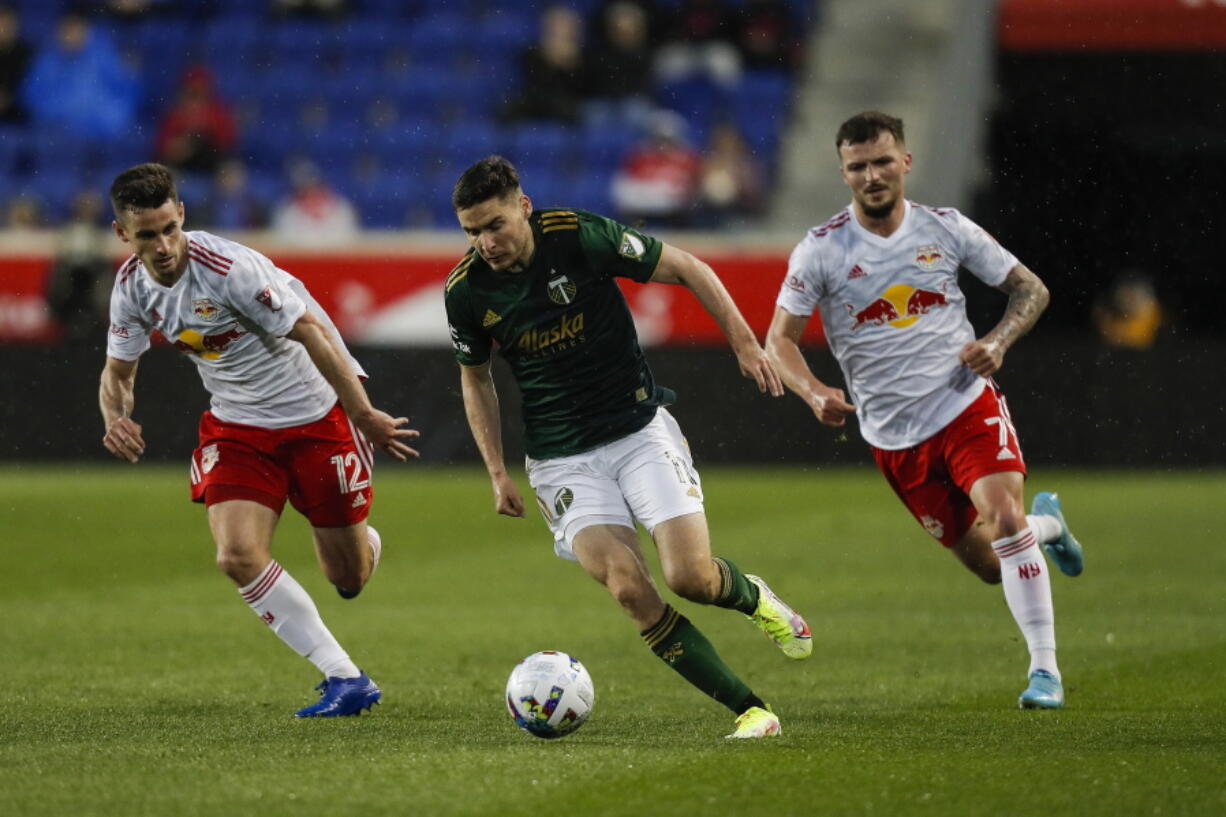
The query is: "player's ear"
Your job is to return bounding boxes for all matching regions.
[112,219,129,243]
[519,193,532,218]
[177,199,186,226]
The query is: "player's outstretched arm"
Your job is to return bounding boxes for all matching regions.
[765,306,856,427]
[960,262,1050,378]
[287,312,420,461]
[650,243,783,396]
[459,362,525,518]
[99,356,145,462]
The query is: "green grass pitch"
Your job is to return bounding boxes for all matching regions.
[1,464,1223,816]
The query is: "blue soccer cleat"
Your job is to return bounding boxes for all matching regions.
[1018,669,1065,709]
[1031,491,1084,577]
[295,671,382,717]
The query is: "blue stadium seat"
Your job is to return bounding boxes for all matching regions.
[508,122,581,170]
[655,76,731,148]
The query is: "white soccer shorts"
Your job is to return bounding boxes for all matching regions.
[526,408,705,560]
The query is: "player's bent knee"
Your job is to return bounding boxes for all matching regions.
[605,572,656,616]
[215,548,265,583]
[662,569,715,604]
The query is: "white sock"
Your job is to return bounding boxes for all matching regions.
[367,525,382,576]
[1026,513,1062,544]
[239,560,361,679]
[992,528,1059,679]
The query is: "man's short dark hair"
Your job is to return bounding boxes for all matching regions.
[110,163,178,219]
[452,155,521,211]
[835,111,905,152]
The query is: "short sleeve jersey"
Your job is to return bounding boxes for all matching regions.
[106,230,365,429]
[777,202,1019,450]
[444,208,666,459]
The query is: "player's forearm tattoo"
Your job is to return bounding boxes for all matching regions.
[985,266,1050,350]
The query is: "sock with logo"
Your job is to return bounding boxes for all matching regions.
[641,605,764,714]
[239,560,361,679]
[992,529,1059,679]
[711,557,760,614]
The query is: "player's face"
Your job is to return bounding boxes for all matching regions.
[457,192,534,272]
[839,132,912,220]
[113,199,189,286]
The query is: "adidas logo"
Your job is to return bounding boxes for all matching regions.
[482,309,502,327]
[847,264,866,280]
[351,493,368,508]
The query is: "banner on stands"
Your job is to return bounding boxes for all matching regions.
[0,252,826,347]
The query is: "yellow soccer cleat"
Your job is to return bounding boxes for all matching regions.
[746,575,813,659]
[726,705,781,739]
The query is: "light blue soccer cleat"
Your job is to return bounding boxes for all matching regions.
[295,671,382,717]
[1031,491,1084,577]
[1018,669,1064,709]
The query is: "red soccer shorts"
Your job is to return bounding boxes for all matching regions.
[190,403,375,528]
[871,382,1027,547]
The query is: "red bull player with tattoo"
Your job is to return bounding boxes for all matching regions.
[766,112,1085,709]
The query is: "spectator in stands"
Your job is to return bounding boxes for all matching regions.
[272,159,358,246]
[586,1,656,126]
[155,65,238,177]
[19,9,139,139]
[0,4,30,122]
[611,110,702,227]
[5,193,42,230]
[273,0,350,19]
[1093,271,1164,350]
[101,0,176,20]
[698,120,766,225]
[502,5,589,124]
[734,0,802,74]
[45,190,113,344]
[654,0,742,87]
[199,158,268,231]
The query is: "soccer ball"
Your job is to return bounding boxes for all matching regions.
[504,651,594,739]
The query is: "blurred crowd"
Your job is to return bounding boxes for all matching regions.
[0,0,811,240]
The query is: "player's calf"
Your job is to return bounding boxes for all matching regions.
[336,525,382,599]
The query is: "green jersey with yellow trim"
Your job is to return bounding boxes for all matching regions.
[445,208,671,459]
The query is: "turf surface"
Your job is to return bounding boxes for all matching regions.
[1,465,1223,816]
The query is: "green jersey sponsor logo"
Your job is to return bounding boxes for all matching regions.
[515,312,585,354]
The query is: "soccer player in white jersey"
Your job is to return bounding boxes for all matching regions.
[765,112,1085,709]
[99,163,419,717]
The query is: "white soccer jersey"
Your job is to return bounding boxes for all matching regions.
[106,230,365,429]
[777,202,1019,450]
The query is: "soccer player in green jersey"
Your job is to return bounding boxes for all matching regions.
[445,156,812,739]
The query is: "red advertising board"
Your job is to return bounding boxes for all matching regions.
[1000,0,1226,51]
[0,251,826,347]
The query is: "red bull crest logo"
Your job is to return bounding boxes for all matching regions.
[846,284,949,331]
[915,244,943,270]
[192,299,219,322]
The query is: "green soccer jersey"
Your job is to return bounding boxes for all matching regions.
[445,208,672,459]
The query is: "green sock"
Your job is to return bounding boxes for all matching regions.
[641,605,763,714]
[711,557,760,615]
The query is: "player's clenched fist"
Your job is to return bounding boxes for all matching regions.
[808,385,856,427]
[103,416,145,463]
[959,338,1005,378]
